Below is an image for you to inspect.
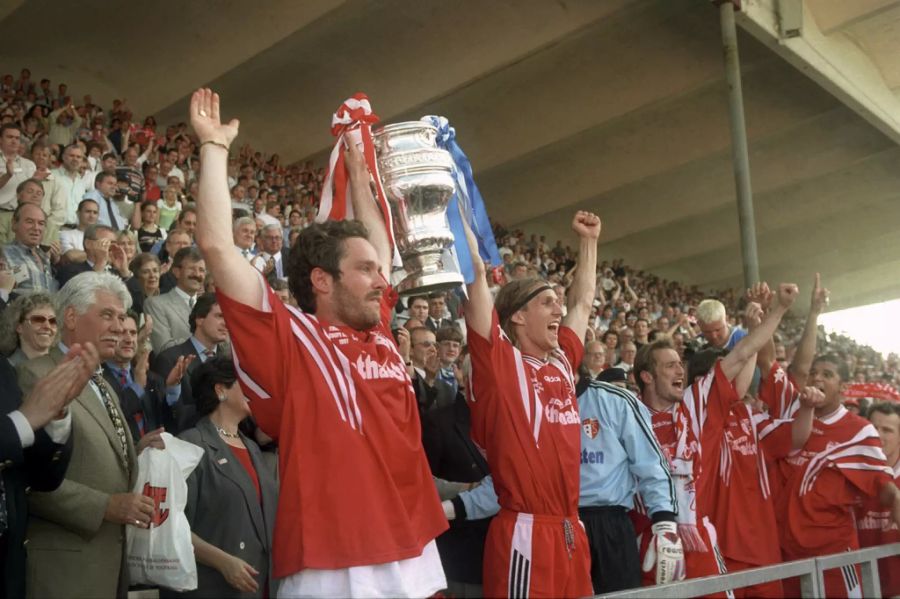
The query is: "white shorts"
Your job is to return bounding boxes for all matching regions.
[277,540,446,598]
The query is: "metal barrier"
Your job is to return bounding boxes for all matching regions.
[595,542,900,599]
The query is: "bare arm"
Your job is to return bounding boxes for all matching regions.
[789,273,829,388]
[461,210,492,340]
[622,275,639,304]
[734,351,757,398]
[720,284,798,382]
[345,142,392,276]
[562,211,601,341]
[190,89,262,309]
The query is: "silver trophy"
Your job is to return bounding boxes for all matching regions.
[373,121,464,295]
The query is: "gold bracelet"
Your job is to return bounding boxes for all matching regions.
[200,140,230,152]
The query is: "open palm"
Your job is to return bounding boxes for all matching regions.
[190,88,239,146]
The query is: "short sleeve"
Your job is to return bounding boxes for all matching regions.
[755,412,794,460]
[216,276,292,436]
[759,362,800,419]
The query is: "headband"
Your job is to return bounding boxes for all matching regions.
[504,284,554,320]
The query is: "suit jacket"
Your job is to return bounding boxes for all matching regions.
[144,289,192,353]
[152,339,203,433]
[0,358,72,599]
[425,316,455,333]
[411,369,457,414]
[420,395,491,584]
[17,348,137,599]
[102,365,176,442]
[55,262,126,290]
[162,417,278,598]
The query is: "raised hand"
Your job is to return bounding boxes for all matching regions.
[809,273,830,314]
[165,354,194,387]
[571,211,602,241]
[746,281,773,311]
[744,301,764,331]
[138,314,153,351]
[775,283,799,310]
[190,88,239,147]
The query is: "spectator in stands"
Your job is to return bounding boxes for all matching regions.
[144,246,205,353]
[126,253,161,316]
[15,178,44,208]
[56,224,131,287]
[0,341,96,598]
[696,298,747,350]
[4,204,57,293]
[135,201,166,253]
[59,198,99,261]
[17,271,162,598]
[576,340,609,395]
[405,294,429,329]
[425,292,453,331]
[48,103,82,147]
[51,143,86,227]
[156,229,192,292]
[103,311,185,442]
[615,341,637,373]
[0,124,36,243]
[409,326,456,413]
[167,357,277,598]
[30,143,62,242]
[116,229,137,264]
[152,293,226,431]
[232,215,256,259]
[249,223,285,283]
[116,146,144,203]
[435,326,463,395]
[0,292,56,367]
[86,171,125,230]
[855,402,900,597]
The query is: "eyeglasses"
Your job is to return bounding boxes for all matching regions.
[26,314,57,326]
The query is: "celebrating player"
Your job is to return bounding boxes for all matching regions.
[189,89,447,597]
[460,210,600,597]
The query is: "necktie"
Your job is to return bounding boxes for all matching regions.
[189,295,196,309]
[105,196,120,230]
[119,368,128,387]
[241,248,249,258]
[90,371,130,473]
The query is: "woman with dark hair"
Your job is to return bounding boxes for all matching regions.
[164,357,277,598]
[126,253,161,317]
[0,293,57,367]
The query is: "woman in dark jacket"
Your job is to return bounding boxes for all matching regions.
[164,357,278,598]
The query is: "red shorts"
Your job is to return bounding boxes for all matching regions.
[483,509,592,598]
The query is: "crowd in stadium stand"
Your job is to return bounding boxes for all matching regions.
[1,67,899,599]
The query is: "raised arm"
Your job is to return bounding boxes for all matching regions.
[345,142,392,276]
[190,89,262,309]
[461,210,493,340]
[720,283,798,382]
[789,273,829,388]
[562,211,602,341]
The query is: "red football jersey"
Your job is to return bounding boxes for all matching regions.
[856,459,900,597]
[466,310,583,516]
[712,402,792,566]
[777,406,892,559]
[216,277,447,577]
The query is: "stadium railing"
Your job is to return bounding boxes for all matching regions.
[595,542,900,598]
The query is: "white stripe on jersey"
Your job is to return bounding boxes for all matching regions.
[289,306,362,431]
[231,345,272,400]
[800,424,886,495]
[289,319,351,427]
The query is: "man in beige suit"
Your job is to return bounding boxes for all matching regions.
[18,271,164,598]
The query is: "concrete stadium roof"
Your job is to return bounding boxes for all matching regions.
[2,0,899,311]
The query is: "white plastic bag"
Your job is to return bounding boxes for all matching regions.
[126,432,204,591]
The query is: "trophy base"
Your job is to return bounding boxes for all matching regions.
[396,271,465,296]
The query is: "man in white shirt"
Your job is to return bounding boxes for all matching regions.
[0,124,37,243]
[249,223,285,283]
[85,172,126,231]
[51,144,87,227]
[59,199,100,261]
[232,216,256,259]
